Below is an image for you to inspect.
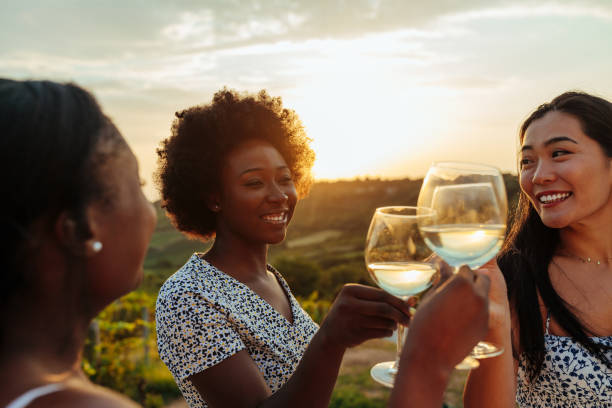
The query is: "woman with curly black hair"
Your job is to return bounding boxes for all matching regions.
[464,92,612,407]
[0,79,157,408]
[154,88,413,408]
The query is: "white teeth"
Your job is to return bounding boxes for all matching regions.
[262,213,286,223]
[539,192,571,204]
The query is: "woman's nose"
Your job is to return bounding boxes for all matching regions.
[267,184,288,203]
[532,161,556,185]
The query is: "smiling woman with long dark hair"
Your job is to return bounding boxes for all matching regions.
[464,91,612,408]
[154,88,412,408]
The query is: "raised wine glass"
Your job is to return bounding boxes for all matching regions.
[417,161,507,369]
[365,206,439,387]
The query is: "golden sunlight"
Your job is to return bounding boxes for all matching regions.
[281,37,453,180]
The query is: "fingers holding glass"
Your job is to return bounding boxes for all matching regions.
[365,206,439,386]
[417,162,508,367]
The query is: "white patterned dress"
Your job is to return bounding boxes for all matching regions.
[156,255,319,408]
[516,314,612,407]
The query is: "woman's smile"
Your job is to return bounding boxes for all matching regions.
[261,211,289,224]
[216,138,298,245]
[535,190,572,207]
[520,111,612,229]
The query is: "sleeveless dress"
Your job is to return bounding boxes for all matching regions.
[516,314,612,407]
[5,384,65,408]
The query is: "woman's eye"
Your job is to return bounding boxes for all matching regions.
[519,158,532,168]
[245,180,263,187]
[552,150,569,158]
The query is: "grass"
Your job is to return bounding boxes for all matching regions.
[333,339,468,408]
[163,339,468,408]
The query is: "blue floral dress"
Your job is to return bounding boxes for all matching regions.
[516,314,612,407]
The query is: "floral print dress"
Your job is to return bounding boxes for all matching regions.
[516,314,612,407]
[156,255,319,408]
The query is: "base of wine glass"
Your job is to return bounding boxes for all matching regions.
[370,361,397,388]
[455,356,480,370]
[471,341,504,359]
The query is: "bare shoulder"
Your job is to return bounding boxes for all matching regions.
[30,384,139,408]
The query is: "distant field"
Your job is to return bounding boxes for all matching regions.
[146,175,519,276]
[285,229,343,248]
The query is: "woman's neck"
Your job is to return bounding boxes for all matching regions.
[559,195,612,259]
[203,234,269,282]
[559,215,612,263]
[0,307,90,398]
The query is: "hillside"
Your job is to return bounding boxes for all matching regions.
[143,175,519,299]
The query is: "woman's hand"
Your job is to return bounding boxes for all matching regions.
[317,284,412,352]
[463,265,517,408]
[388,266,490,408]
[403,265,490,370]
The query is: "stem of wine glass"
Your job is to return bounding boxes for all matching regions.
[451,265,481,369]
[391,323,406,373]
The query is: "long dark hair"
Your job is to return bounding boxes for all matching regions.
[0,79,121,347]
[499,91,612,380]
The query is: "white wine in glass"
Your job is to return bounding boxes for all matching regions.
[365,206,439,387]
[417,162,507,369]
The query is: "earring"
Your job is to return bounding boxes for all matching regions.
[90,241,103,253]
[212,204,220,212]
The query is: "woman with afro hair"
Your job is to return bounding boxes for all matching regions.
[154,88,414,408]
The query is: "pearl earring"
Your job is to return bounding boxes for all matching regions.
[91,241,103,253]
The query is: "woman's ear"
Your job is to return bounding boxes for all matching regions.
[84,205,105,256]
[206,193,221,213]
[55,212,80,252]
[55,211,103,257]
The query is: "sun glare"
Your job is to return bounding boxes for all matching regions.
[280,36,452,181]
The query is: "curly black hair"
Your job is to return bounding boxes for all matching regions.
[156,88,315,241]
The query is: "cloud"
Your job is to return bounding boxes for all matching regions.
[156,0,612,53]
[3,0,610,80]
[420,76,506,89]
[3,0,610,99]
[4,0,609,201]
[441,2,612,23]
[1,1,173,57]
[3,0,604,61]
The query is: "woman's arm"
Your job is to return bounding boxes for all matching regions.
[389,266,490,408]
[463,261,517,408]
[190,284,412,408]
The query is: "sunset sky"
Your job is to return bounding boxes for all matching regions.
[2,0,612,200]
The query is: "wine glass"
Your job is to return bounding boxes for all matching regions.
[365,206,439,387]
[417,161,507,369]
